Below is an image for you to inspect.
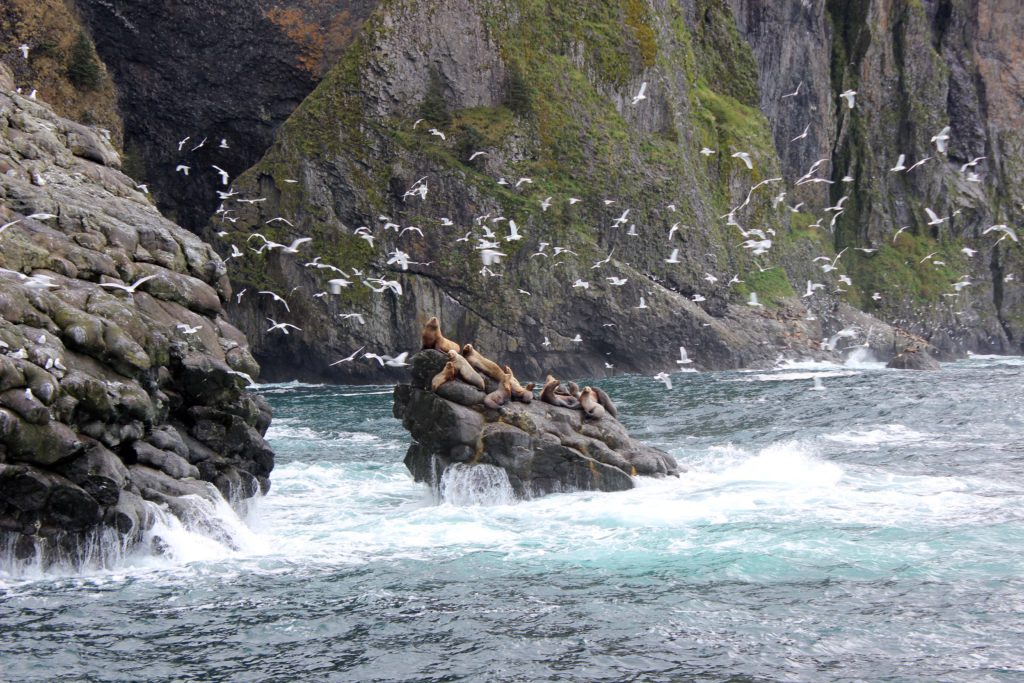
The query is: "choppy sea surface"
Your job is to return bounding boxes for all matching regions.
[2,353,1024,682]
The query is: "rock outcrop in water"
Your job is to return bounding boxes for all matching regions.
[394,350,679,498]
[0,73,273,564]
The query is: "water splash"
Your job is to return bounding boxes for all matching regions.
[439,463,517,506]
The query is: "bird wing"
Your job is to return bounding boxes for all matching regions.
[924,207,941,223]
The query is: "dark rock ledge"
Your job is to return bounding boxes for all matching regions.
[394,350,680,499]
[0,71,273,567]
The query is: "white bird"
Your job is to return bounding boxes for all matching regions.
[399,226,423,238]
[469,151,487,160]
[568,197,582,205]
[692,293,706,302]
[542,336,552,348]
[747,292,763,307]
[18,44,29,59]
[266,217,294,227]
[636,296,648,310]
[329,346,365,367]
[890,154,906,172]
[790,123,810,142]
[959,156,986,173]
[653,372,672,390]
[236,288,247,304]
[840,89,857,109]
[212,165,229,185]
[924,207,946,226]
[383,352,410,367]
[258,290,290,311]
[803,280,825,298]
[570,334,583,344]
[177,136,190,151]
[668,223,681,240]
[731,151,753,170]
[961,247,978,257]
[676,346,693,365]
[572,279,590,289]
[665,248,680,264]
[627,223,639,236]
[700,147,716,156]
[983,224,1018,242]
[98,274,158,293]
[327,278,352,294]
[266,318,301,335]
[631,81,648,105]
[219,138,229,149]
[428,128,446,141]
[515,177,534,188]
[781,81,802,99]
[704,273,718,284]
[931,126,951,154]
[920,252,938,264]
[175,165,190,176]
[893,226,911,242]
[339,313,366,324]
[176,324,202,335]
[906,157,932,172]
[606,277,627,286]
[191,137,207,151]
[506,220,522,241]
[226,244,244,260]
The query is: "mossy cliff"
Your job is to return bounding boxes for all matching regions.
[216,0,922,381]
[0,73,273,565]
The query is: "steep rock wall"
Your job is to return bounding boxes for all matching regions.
[212,0,921,382]
[0,76,273,565]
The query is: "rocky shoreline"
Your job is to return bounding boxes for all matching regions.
[0,70,273,566]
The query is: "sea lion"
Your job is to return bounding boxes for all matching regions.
[591,386,618,418]
[504,365,534,403]
[541,376,579,409]
[447,349,486,390]
[430,361,458,392]
[566,381,582,399]
[483,371,513,410]
[421,316,461,354]
[579,386,606,419]
[462,344,505,382]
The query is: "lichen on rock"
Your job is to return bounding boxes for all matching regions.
[0,74,273,567]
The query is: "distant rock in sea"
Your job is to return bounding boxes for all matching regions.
[394,350,680,498]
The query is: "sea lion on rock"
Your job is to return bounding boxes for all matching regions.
[421,316,461,354]
[579,387,606,419]
[483,371,513,410]
[447,349,486,390]
[462,344,505,382]
[430,361,458,392]
[591,386,618,418]
[566,381,582,399]
[504,365,534,403]
[541,376,579,409]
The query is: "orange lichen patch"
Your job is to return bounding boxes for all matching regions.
[265,6,357,76]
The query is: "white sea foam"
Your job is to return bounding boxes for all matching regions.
[822,424,928,447]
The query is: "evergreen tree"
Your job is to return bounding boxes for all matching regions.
[418,67,451,128]
[67,31,102,91]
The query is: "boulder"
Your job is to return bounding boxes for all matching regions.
[887,347,941,370]
[394,351,680,499]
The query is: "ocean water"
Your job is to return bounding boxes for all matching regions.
[2,354,1024,681]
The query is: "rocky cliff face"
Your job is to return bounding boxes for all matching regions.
[0,74,273,565]
[74,0,377,231]
[211,0,940,382]
[729,0,1023,353]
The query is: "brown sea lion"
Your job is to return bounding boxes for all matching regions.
[430,361,458,392]
[447,349,485,390]
[462,344,505,382]
[579,387,606,419]
[504,365,534,403]
[566,381,582,399]
[541,376,579,409]
[421,316,461,354]
[591,386,618,418]
[483,371,513,410]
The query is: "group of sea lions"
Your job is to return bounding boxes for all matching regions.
[420,317,618,419]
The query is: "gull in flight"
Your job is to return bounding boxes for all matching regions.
[731,151,753,170]
[983,224,1018,243]
[700,147,716,156]
[636,296,648,309]
[931,126,951,154]
[98,274,158,293]
[540,197,552,212]
[893,226,911,241]
[339,313,366,324]
[890,154,906,172]
[515,177,534,188]
[606,277,627,286]
[961,247,978,257]
[781,81,802,98]
[266,318,301,335]
[676,346,693,365]
[570,334,583,344]
[631,81,648,105]
[747,292,763,307]
[906,157,931,172]
[924,208,946,226]
[383,352,410,367]
[506,220,522,241]
[428,128,446,140]
[469,151,487,160]
[177,136,190,151]
[266,217,294,227]
[18,44,29,59]
[175,165,190,176]
[791,123,810,142]
[258,290,290,311]
[212,165,229,185]
[591,249,615,269]
[176,324,202,335]
[568,197,582,204]
[803,280,825,298]
[840,89,857,109]
[654,372,672,390]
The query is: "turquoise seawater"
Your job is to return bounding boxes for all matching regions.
[2,354,1023,681]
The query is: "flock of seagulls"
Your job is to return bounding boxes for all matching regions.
[143,63,1019,388]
